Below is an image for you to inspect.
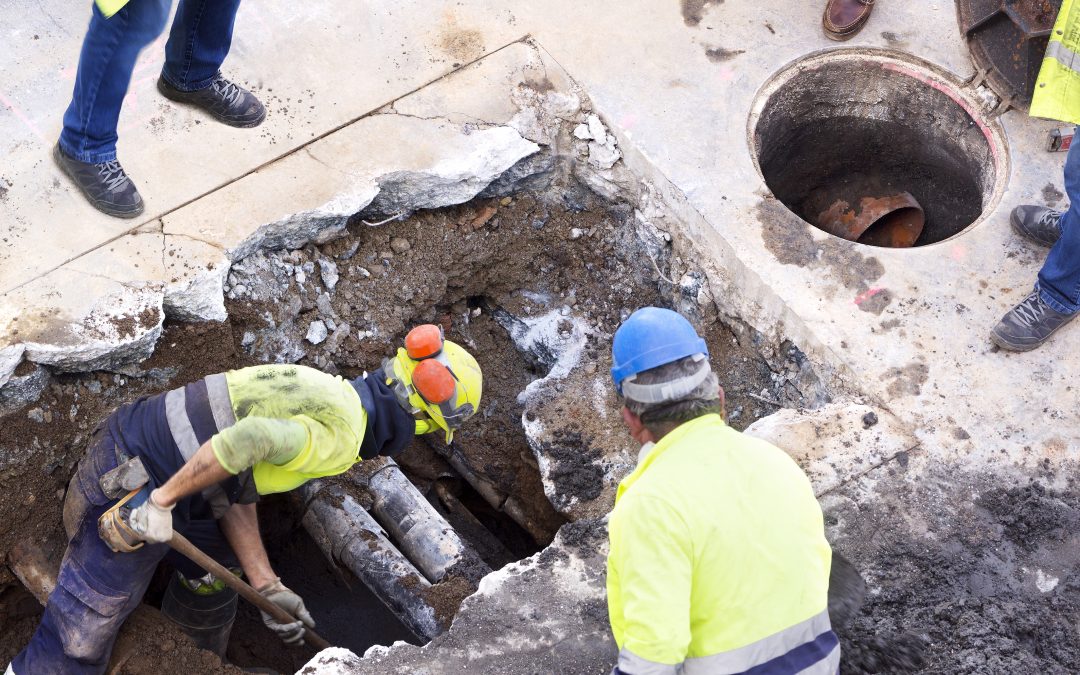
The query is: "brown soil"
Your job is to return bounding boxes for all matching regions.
[0,188,783,671]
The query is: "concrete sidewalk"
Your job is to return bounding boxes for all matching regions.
[2,0,1076,505]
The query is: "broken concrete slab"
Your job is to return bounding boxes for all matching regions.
[162,117,539,261]
[744,402,919,496]
[0,0,526,294]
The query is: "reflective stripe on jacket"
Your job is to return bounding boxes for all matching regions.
[606,414,838,674]
[165,365,368,501]
[1031,0,1080,124]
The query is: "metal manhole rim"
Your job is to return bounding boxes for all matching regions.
[744,46,1012,252]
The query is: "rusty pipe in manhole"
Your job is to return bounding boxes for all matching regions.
[811,191,925,248]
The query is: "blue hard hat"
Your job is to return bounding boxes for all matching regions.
[611,307,709,394]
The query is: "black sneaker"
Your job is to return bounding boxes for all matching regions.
[991,290,1076,351]
[157,73,266,128]
[53,143,144,218]
[1010,205,1063,247]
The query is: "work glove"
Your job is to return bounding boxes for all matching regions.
[258,578,315,646]
[128,490,175,544]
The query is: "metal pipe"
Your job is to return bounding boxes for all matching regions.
[424,438,551,543]
[434,480,516,564]
[300,480,442,641]
[361,459,490,584]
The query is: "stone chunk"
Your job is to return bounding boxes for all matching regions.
[306,320,329,345]
[318,258,340,291]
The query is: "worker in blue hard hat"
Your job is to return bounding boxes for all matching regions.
[605,307,839,675]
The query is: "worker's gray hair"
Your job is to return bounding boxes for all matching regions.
[623,355,721,435]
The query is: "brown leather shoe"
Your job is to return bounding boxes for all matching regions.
[823,0,875,41]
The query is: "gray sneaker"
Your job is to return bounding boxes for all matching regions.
[991,290,1076,351]
[158,73,266,128]
[53,143,144,218]
[1010,205,1063,247]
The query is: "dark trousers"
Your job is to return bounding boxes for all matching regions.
[1039,138,1080,315]
[12,422,236,674]
[59,0,242,163]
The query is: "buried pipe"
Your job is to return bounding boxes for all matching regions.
[359,459,491,584]
[300,480,442,641]
[423,437,551,543]
[434,479,516,564]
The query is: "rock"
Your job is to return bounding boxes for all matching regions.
[568,228,585,240]
[478,151,557,198]
[163,258,229,323]
[500,197,512,206]
[390,237,411,254]
[306,320,329,345]
[27,408,45,423]
[0,363,51,415]
[586,114,607,143]
[317,295,337,321]
[0,344,25,389]
[573,122,593,140]
[361,127,540,215]
[318,258,340,291]
[588,138,621,170]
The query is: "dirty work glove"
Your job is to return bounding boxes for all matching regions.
[258,578,315,646]
[128,490,175,544]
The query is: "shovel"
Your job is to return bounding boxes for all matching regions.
[169,531,333,651]
[828,551,867,629]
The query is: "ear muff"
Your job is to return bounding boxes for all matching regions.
[405,324,444,360]
[412,359,456,404]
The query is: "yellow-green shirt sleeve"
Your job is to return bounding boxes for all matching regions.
[211,417,308,475]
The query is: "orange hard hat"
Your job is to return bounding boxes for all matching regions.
[405,324,444,360]
[412,359,456,404]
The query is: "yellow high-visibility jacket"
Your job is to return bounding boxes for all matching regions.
[1031,0,1080,124]
[606,414,838,674]
[95,0,131,19]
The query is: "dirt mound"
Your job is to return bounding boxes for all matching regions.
[832,468,1080,674]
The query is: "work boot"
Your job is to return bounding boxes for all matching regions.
[1010,205,1063,247]
[991,290,1077,351]
[823,0,875,41]
[53,143,144,218]
[158,73,266,128]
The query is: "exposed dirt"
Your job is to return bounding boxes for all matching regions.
[0,188,784,671]
[830,466,1080,673]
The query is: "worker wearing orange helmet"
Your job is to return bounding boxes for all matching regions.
[9,325,481,675]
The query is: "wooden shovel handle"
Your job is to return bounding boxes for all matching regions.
[168,531,333,651]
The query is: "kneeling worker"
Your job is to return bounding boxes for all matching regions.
[9,325,481,674]
[606,307,838,674]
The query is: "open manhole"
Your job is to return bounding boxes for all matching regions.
[750,51,1008,247]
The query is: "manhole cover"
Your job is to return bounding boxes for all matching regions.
[958,0,1062,110]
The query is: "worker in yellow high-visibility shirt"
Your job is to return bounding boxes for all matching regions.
[606,307,839,674]
[992,0,1080,350]
[54,0,266,219]
[7,325,481,675]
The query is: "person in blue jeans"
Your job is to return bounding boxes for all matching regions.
[54,0,266,219]
[992,140,1080,351]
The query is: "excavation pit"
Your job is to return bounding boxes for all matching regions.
[0,186,794,673]
[751,52,1006,247]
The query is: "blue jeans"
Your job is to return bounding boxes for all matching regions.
[1038,140,1080,315]
[59,0,242,163]
[13,421,237,674]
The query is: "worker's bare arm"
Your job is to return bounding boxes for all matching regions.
[219,502,277,589]
[152,439,232,508]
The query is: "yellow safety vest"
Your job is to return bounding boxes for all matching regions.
[606,414,838,674]
[95,0,131,19]
[1031,0,1080,124]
